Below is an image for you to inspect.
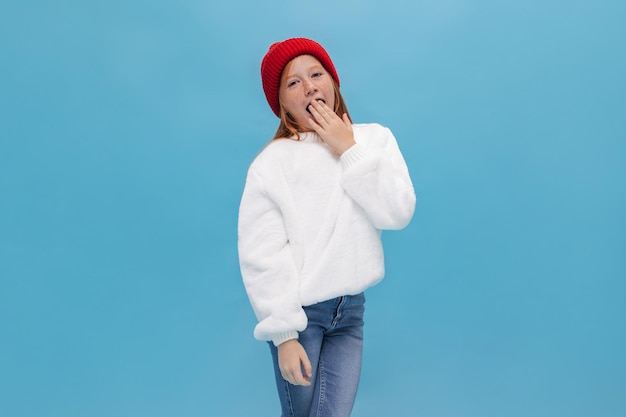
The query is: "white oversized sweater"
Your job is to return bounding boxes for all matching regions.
[238,123,416,346]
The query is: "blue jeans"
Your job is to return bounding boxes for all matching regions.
[269,293,365,417]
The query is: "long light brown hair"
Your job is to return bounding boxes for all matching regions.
[272,80,352,140]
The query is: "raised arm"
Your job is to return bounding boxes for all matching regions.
[340,125,416,230]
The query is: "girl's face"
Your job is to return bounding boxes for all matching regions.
[278,55,336,129]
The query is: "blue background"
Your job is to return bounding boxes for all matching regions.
[1,1,624,416]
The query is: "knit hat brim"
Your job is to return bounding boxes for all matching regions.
[261,38,340,117]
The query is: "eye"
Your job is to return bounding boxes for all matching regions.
[287,79,299,87]
[312,72,323,78]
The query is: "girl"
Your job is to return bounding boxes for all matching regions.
[238,37,416,417]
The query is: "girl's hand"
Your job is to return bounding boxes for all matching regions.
[307,99,355,155]
[277,339,312,386]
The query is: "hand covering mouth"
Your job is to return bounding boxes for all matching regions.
[306,99,326,114]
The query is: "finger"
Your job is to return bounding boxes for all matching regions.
[342,113,352,126]
[301,353,312,379]
[314,99,331,112]
[311,100,332,122]
[309,102,326,122]
[284,369,304,386]
[283,365,309,386]
[293,372,311,386]
[306,107,323,128]
[308,117,321,132]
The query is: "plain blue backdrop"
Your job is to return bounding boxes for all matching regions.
[1,1,624,416]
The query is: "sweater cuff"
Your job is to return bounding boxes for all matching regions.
[340,143,370,170]
[272,331,299,347]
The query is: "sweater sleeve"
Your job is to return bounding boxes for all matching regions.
[237,165,307,346]
[340,125,416,230]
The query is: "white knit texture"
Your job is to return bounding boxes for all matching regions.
[238,123,416,345]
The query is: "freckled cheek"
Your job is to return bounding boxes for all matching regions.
[316,80,334,102]
[279,92,304,116]
[318,79,332,90]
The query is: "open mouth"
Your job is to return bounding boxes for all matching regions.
[306,99,326,114]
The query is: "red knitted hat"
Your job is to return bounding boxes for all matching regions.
[261,38,340,117]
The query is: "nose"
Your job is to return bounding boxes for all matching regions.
[303,79,317,96]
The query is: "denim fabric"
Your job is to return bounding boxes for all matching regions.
[269,293,365,417]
